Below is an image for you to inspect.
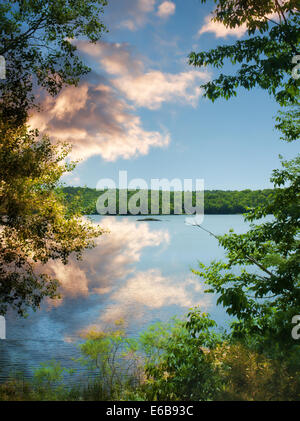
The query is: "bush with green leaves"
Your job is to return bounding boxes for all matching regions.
[138,310,224,401]
[32,360,75,400]
[1,313,300,401]
[74,320,144,400]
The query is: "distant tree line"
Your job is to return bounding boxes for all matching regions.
[61,186,275,215]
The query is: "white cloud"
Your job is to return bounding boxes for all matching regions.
[157,1,176,18]
[139,0,156,13]
[75,41,144,77]
[98,271,212,326]
[118,0,156,31]
[105,0,178,31]
[198,15,247,38]
[112,270,208,309]
[198,9,282,39]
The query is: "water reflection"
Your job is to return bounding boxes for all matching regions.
[0,215,253,379]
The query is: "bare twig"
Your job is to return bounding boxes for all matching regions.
[193,223,275,278]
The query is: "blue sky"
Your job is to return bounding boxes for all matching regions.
[30,0,299,190]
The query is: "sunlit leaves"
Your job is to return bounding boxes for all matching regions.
[0,121,104,316]
[193,157,300,357]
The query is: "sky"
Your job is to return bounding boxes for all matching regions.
[30,0,299,191]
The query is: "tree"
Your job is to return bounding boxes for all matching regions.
[193,156,300,358]
[0,121,104,316]
[190,1,299,140]
[189,0,299,106]
[189,0,299,361]
[0,0,108,125]
[0,1,109,316]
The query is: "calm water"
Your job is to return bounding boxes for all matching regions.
[0,214,264,381]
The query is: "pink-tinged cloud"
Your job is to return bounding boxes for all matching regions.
[157,1,176,18]
[75,41,145,77]
[29,81,170,162]
[29,40,209,161]
[113,70,209,110]
[76,41,211,110]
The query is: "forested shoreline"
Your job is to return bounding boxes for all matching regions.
[61,186,274,215]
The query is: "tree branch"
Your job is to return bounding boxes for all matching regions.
[0,16,46,55]
[193,224,275,277]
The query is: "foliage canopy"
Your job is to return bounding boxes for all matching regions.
[0,0,108,124]
[190,0,299,360]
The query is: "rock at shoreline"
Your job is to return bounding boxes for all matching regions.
[136,217,162,222]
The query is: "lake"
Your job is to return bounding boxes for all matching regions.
[0,214,263,381]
